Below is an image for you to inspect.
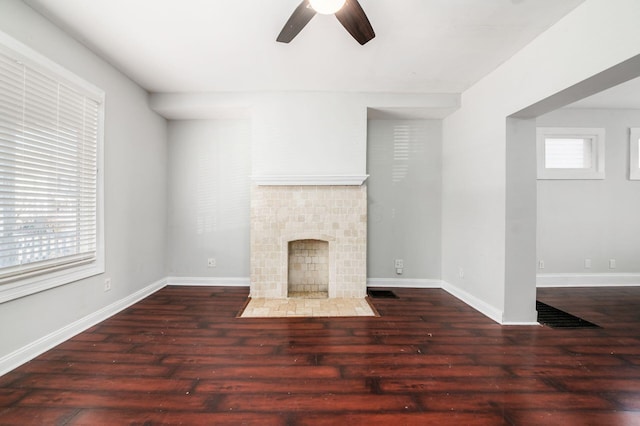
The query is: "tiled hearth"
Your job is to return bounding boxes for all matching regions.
[239,297,376,318]
[250,183,367,299]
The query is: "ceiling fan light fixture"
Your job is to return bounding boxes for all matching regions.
[277,0,374,45]
[309,0,346,14]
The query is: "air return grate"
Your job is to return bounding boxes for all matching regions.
[368,290,398,299]
[536,301,600,328]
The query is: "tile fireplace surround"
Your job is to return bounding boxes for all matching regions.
[250,182,367,299]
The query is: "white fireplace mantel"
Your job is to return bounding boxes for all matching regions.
[251,174,369,186]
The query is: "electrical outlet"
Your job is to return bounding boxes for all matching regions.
[396,268,403,275]
[538,260,545,269]
[104,278,111,292]
[584,259,592,269]
[394,259,404,269]
[208,258,216,268]
[609,259,616,269]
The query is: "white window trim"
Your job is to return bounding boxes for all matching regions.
[536,127,605,180]
[0,31,105,304]
[630,128,640,180]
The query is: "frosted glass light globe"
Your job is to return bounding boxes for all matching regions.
[309,0,346,14]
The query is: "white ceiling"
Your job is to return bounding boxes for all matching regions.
[24,0,585,94]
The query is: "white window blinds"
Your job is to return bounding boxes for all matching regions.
[544,137,592,169]
[0,47,100,282]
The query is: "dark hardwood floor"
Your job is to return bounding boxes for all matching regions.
[1,285,640,425]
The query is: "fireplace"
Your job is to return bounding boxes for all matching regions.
[250,183,367,299]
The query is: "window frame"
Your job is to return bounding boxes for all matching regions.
[536,127,605,180]
[630,128,640,180]
[0,30,105,303]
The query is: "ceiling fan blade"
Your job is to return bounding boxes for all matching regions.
[335,0,375,45]
[277,0,317,43]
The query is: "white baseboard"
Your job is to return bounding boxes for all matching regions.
[441,281,503,324]
[537,273,640,287]
[166,276,250,287]
[502,321,541,326]
[367,278,443,288]
[0,277,167,377]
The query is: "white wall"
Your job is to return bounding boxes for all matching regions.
[251,92,367,177]
[167,120,251,278]
[537,108,640,274]
[0,2,167,363]
[367,119,442,281]
[150,91,459,179]
[442,0,640,323]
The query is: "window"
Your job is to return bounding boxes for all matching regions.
[0,31,104,302]
[537,127,605,179]
[630,128,640,180]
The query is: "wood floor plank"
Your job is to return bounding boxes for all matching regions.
[36,350,161,365]
[107,334,242,346]
[282,343,420,355]
[319,353,475,366]
[1,285,640,425]
[162,354,318,367]
[557,378,640,392]
[378,377,557,393]
[14,360,173,378]
[0,407,79,426]
[69,409,287,426]
[0,389,27,407]
[506,410,640,426]
[473,353,628,367]
[53,341,135,353]
[566,345,640,355]
[19,390,209,411]
[242,335,377,346]
[130,343,275,356]
[216,393,417,412]
[418,391,613,411]
[611,393,640,410]
[295,412,509,426]
[11,374,194,393]
[341,364,510,379]
[172,365,341,380]
[509,365,640,378]
[195,378,370,394]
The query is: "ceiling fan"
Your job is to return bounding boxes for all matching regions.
[277,0,375,45]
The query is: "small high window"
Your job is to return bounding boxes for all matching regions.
[537,127,605,179]
[630,128,640,180]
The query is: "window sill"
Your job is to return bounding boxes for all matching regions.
[0,261,104,304]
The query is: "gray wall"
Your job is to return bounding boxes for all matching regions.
[367,119,442,280]
[537,108,640,273]
[0,2,168,358]
[167,120,251,278]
